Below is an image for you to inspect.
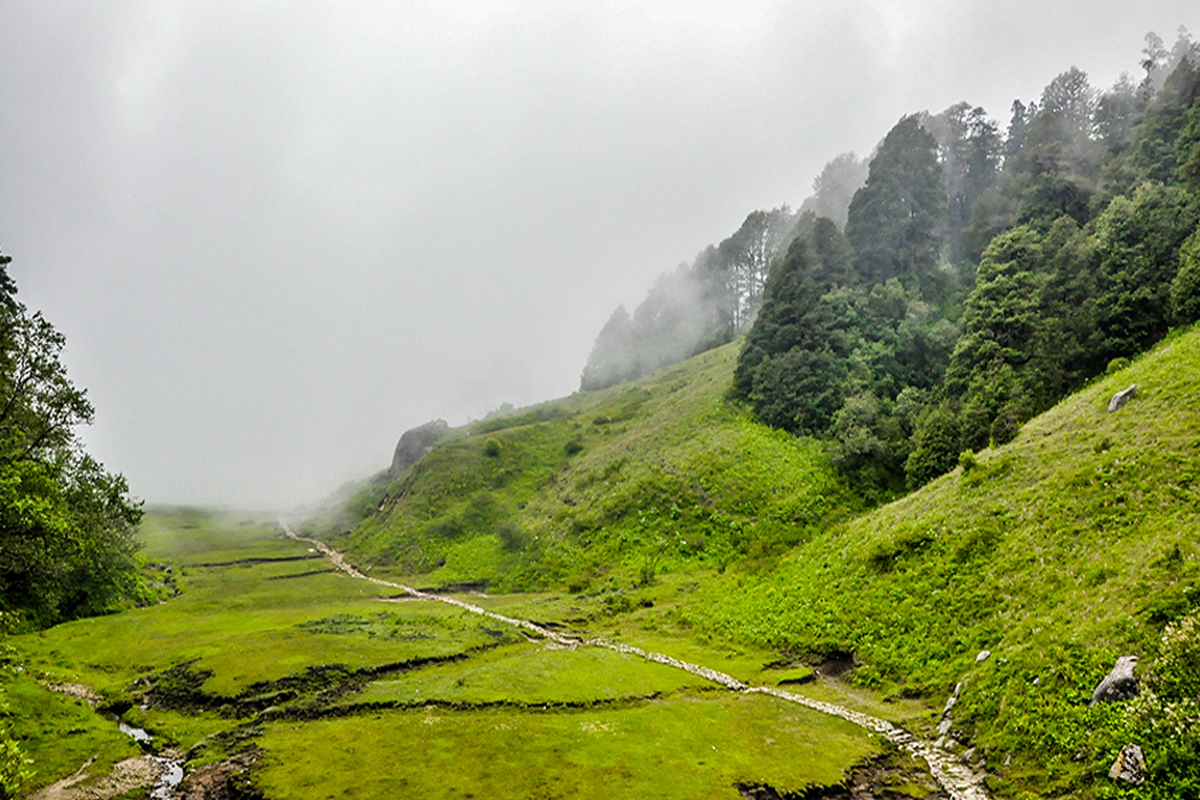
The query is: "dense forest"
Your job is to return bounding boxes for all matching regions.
[582,29,1200,497]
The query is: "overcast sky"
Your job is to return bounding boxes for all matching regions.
[1,1,1197,509]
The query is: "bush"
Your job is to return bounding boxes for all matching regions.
[1106,357,1132,374]
[483,439,501,458]
[496,521,531,553]
[989,401,1027,446]
[0,623,32,799]
[906,402,962,487]
[1121,611,1200,798]
[0,733,33,800]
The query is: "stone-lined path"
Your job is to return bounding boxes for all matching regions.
[282,522,988,800]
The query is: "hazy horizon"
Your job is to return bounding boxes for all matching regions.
[2,1,1197,508]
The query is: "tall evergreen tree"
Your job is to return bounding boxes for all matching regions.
[1170,225,1200,324]
[924,103,1002,263]
[580,305,637,391]
[800,152,869,229]
[1093,182,1200,360]
[845,116,946,291]
[1128,56,1200,185]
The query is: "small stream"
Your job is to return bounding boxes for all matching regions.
[111,715,185,798]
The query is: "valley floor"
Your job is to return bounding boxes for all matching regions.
[7,509,949,800]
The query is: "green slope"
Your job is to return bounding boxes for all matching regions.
[689,326,1200,798]
[332,342,862,591]
[326,326,1200,799]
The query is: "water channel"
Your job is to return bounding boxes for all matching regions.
[112,716,185,799]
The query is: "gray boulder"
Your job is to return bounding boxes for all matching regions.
[1107,384,1137,413]
[1109,743,1147,785]
[390,419,449,477]
[1090,655,1139,706]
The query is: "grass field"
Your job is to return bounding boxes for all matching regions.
[5,508,917,799]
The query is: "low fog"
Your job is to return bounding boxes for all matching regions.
[1,1,1196,508]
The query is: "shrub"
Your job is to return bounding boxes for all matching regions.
[906,402,962,487]
[0,732,33,800]
[1121,611,1200,798]
[483,438,501,458]
[495,521,531,552]
[638,548,663,587]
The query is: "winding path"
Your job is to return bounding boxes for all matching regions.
[281,522,988,800]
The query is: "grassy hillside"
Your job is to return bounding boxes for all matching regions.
[685,326,1200,798]
[327,342,862,591]
[325,325,1200,799]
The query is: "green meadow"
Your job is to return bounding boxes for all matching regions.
[5,508,911,799]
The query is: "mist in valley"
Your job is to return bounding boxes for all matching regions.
[1,0,1197,508]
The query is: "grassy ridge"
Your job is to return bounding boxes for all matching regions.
[336,342,860,591]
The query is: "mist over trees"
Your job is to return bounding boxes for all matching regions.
[580,206,799,391]
[798,152,869,229]
[583,27,1200,496]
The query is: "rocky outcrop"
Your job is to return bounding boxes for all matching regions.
[1107,384,1137,413]
[390,419,449,477]
[936,682,962,745]
[1090,655,1139,706]
[1109,744,1147,785]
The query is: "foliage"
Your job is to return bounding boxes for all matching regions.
[0,687,32,800]
[798,152,869,229]
[903,400,962,487]
[580,305,638,391]
[923,102,1003,263]
[0,252,15,312]
[695,326,1200,797]
[1128,56,1200,186]
[1093,182,1200,360]
[0,737,32,800]
[0,256,143,629]
[914,167,1199,487]
[1169,226,1200,324]
[1119,612,1200,799]
[845,115,946,290]
[580,208,796,392]
[734,217,958,491]
[0,613,32,800]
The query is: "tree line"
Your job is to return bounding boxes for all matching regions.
[583,29,1200,496]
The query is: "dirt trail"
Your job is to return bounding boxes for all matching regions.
[281,523,988,800]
